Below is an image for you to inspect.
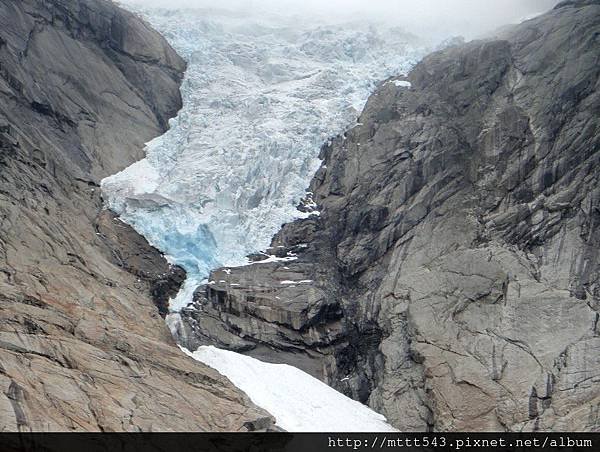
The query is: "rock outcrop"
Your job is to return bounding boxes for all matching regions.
[0,0,273,431]
[178,0,600,431]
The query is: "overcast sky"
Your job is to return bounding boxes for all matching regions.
[121,0,560,39]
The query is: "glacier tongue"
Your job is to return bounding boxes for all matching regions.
[102,5,426,311]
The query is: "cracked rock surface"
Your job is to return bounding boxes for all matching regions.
[179,0,600,431]
[0,0,273,431]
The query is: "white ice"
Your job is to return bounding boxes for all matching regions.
[183,346,397,432]
[101,4,427,311]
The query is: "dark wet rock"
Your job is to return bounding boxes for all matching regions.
[94,210,187,318]
[180,0,600,432]
[0,0,272,432]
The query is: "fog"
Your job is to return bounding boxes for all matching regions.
[120,0,560,39]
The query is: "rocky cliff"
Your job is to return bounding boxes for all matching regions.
[178,0,600,431]
[0,0,272,431]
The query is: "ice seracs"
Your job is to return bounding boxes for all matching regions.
[101,4,426,311]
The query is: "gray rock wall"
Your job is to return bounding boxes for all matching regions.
[0,0,272,432]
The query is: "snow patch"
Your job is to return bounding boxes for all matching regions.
[248,255,299,265]
[390,80,412,88]
[183,346,396,432]
[280,280,313,284]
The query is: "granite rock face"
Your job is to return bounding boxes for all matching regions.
[0,0,272,431]
[179,0,600,431]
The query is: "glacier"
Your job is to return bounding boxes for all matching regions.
[102,3,427,311]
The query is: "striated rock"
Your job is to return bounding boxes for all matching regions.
[180,0,600,431]
[178,257,344,379]
[0,0,273,431]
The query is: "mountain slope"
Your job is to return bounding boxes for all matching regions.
[179,0,600,431]
[0,0,272,431]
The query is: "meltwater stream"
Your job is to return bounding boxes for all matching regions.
[102,4,426,311]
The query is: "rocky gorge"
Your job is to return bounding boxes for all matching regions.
[176,0,600,432]
[0,0,598,434]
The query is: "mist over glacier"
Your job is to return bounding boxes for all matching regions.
[121,0,559,39]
